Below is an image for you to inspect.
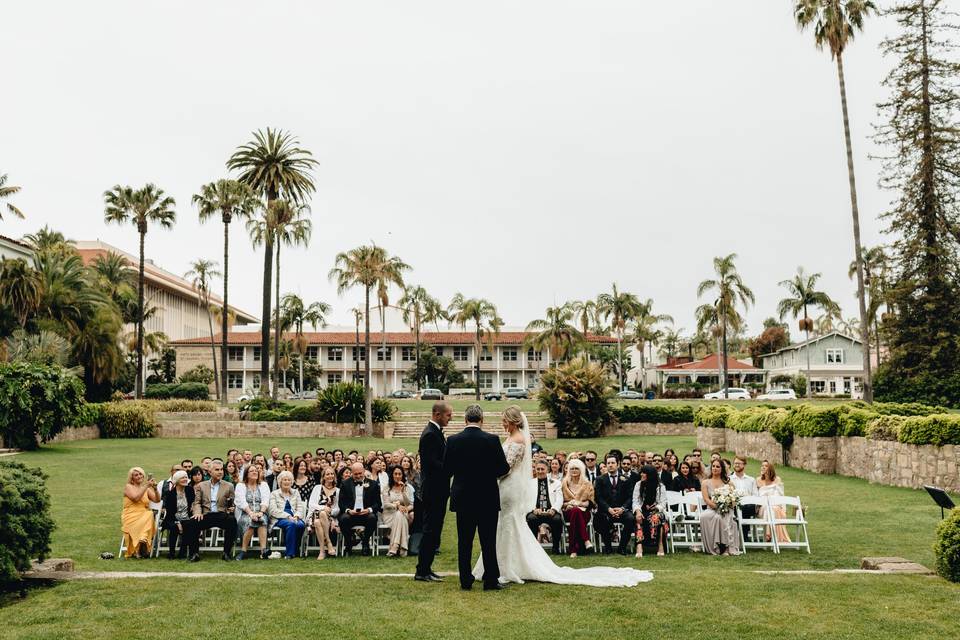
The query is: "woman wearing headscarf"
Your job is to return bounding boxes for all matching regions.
[631,465,669,557]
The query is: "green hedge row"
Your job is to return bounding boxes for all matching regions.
[66,399,217,439]
[144,382,209,400]
[614,404,694,424]
[244,384,397,424]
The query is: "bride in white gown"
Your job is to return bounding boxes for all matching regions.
[473,407,653,587]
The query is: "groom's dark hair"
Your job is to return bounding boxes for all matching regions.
[464,404,483,424]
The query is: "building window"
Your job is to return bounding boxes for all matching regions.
[377,346,392,361]
[353,347,366,361]
[227,372,243,389]
[352,372,363,382]
[527,349,542,362]
[252,347,262,362]
[401,346,416,361]
[502,348,518,362]
[251,374,261,389]
[228,347,244,362]
[829,380,837,394]
[478,372,494,390]
[479,347,493,362]
[502,374,519,388]
[328,346,343,361]
[306,346,319,362]
[527,373,540,389]
[327,373,342,385]
[453,346,469,361]
[811,380,826,394]
[825,348,844,364]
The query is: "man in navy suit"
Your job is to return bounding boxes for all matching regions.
[414,401,452,582]
[443,404,510,590]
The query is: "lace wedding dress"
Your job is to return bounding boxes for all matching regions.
[472,416,653,587]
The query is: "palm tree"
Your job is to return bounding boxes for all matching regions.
[795,0,876,401]
[570,299,600,336]
[630,299,674,390]
[193,179,260,405]
[185,259,223,400]
[658,328,684,360]
[329,245,409,430]
[91,251,137,303]
[697,254,755,399]
[596,284,643,391]
[525,304,584,364]
[398,285,445,390]
[777,267,840,398]
[0,258,42,327]
[227,128,318,397]
[103,184,176,398]
[280,293,331,393]
[447,294,503,400]
[849,245,889,366]
[0,174,25,220]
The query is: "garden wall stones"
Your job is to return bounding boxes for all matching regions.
[603,422,696,437]
[48,425,99,443]
[789,436,838,475]
[725,430,783,464]
[154,418,393,439]
[697,427,728,454]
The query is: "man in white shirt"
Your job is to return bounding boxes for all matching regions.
[583,451,599,483]
[731,455,758,541]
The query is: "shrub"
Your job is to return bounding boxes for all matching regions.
[790,375,807,398]
[537,359,614,438]
[238,397,282,413]
[871,401,950,416]
[287,405,320,421]
[728,407,788,433]
[838,407,874,437]
[314,383,396,424]
[0,362,85,450]
[934,508,960,583]
[866,414,906,441]
[783,405,841,438]
[72,402,105,428]
[144,382,209,400]
[693,405,736,429]
[152,399,217,413]
[372,398,397,423]
[614,404,694,424]
[98,402,157,438]
[897,414,960,446]
[179,364,215,385]
[249,408,293,422]
[0,461,55,583]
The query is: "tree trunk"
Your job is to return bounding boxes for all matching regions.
[259,233,273,398]
[875,318,881,367]
[721,319,728,399]
[221,218,229,406]
[381,306,387,396]
[364,287,372,433]
[804,305,812,399]
[355,315,360,380]
[414,313,421,391]
[136,229,146,399]
[836,52,873,403]
[273,241,281,400]
[206,292,220,400]
[616,334,624,391]
[475,324,481,401]
[299,326,304,393]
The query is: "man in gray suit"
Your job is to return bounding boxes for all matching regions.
[190,459,237,561]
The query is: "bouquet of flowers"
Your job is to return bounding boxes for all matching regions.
[712,484,742,516]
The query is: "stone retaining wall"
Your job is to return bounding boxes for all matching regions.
[603,422,695,437]
[156,419,394,439]
[696,427,959,491]
[48,425,99,443]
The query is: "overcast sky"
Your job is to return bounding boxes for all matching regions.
[2,1,900,336]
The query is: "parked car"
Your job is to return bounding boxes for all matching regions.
[756,388,797,401]
[703,388,752,400]
[505,388,529,399]
[420,388,444,400]
[483,391,503,401]
[289,390,317,400]
[389,389,414,399]
[616,390,643,400]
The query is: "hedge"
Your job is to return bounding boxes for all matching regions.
[934,508,960,583]
[71,402,105,428]
[693,405,736,429]
[614,404,694,424]
[144,382,209,400]
[866,414,905,441]
[898,414,960,446]
[246,391,396,424]
[0,461,55,583]
[98,402,158,438]
[727,407,789,434]
[851,401,950,416]
[838,407,874,437]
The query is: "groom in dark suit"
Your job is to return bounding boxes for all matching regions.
[414,401,452,582]
[443,404,510,591]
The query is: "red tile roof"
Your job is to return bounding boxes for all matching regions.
[172,331,617,346]
[656,353,759,371]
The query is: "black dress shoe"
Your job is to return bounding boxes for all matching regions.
[618,548,629,556]
[414,574,442,583]
[189,554,201,562]
[428,572,445,581]
[483,583,507,591]
[361,547,372,556]
[222,552,234,561]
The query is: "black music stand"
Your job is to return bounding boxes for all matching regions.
[924,485,956,520]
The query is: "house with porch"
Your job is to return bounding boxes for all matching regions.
[759,331,865,398]
[655,353,766,393]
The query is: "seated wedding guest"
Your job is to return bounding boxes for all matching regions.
[267,447,281,473]
[700,460,742,556]
[292,458,315,503]
[658,456,676,488]
[200,457,213,479]
[337,462,382,555]
[594,455,636,555]
[282,452,294,469]
[189,466,205,487]
[528,461,564,554]
[161,470,198,559]
[381,465,414,557]
[235,464,271,560]
[190,460,237,561]
[620,458,638,485]
[548,458,563,483]
[632,465,668,558]
[730,455,757,540]
[690,458,707,481]
[722,458,733,476]
[121,467,160,558]
[160,464,183,497]
[663,448,676,465]
[561,459,595,558]
[224,459,239,484]
[308,457,323,484]
[583,451,599,483]
[307,467,340,559]
[673,461,700,493]
[333,449,344,464]
[181,459,194,472]
[369,457,389,487]
[628,451,640,469]
[268,470,307,559]
[757,460,791,544]
[339,466,353,485]
[316,447,325,458]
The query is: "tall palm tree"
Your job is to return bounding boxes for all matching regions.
[630,299,674,390]
[777,267,839,398]
[91,251,137,303]
[0,174,24,220]
[185,259,222,400]
[398,285,445,390]
[849,245,889,366]
[570,299,600,336]
[0,258,42,327]
[280,293,331,393]
[525,304,584,364]
[329,245,409,430]
[596,284,643,391]
[103,184,176,398]
[193,179,261,405]
[697,254,754,399]
[447,294,503,400]
[795,0,876,401]
[227,128,317,397]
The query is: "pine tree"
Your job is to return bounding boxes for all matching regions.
[873,0,960,404]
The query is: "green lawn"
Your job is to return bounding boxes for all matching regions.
[4,435,958,637]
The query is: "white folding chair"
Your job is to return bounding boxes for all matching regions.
[766,496,810,553]
[737,496,776,553]
[664,491,686,553]
[671,492,704,552]
[119,508,163,558]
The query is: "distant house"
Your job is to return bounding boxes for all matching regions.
[759,331,864,398]
[655,353,766,392]
[0,234,32,262]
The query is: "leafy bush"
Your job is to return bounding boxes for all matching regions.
[874,367,960,408]
[0,461,54,583]
[537,359,614,438]
[238,397,282,413]
[98,402,157,438]
[287,405,320,421]
[728,407,789,434]
[144,382,209,400]
[790,375,807,398]
[71,402,105,428]
[314,383,396,424]
[934,508,960,583]
[151,399,217,412]
[866,414,906,441]
[249,408,293,422]
[614,404,694,424]
[372,398,397,423]
[897,414,960,446]
[783,405,841,438]
[838,407,874,437]
[0,362,85,450]
[179,364,215,385]
[693,405,736,429]
[850,401,951,416]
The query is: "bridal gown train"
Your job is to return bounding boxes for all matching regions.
[473,433,653,587]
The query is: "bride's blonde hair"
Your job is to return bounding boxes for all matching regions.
[502,405,524,429]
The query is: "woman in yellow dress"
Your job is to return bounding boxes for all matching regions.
[122,467,160,558]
